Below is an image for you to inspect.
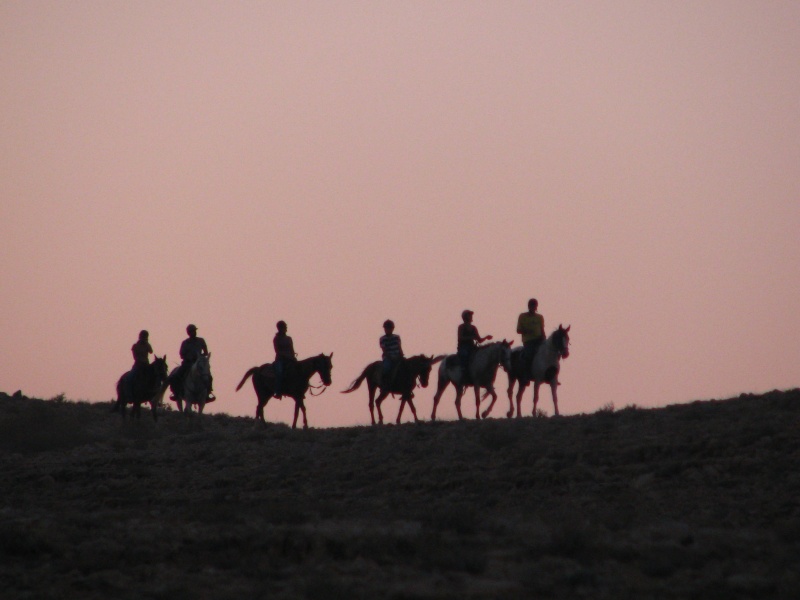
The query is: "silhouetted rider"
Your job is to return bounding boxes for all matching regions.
[516,298,545,381]
[273,320,296,398]
[172,324,214,400]
[379,319,404,387]
[457,310,492,384]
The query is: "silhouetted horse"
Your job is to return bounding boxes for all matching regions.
[235,353,333,429]
[179,353,212,415]
[114,356,169,421]
[341,354,444,425]
[485,324,570,418]
[430,341,512,421]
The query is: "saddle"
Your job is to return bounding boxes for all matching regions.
[445,355,473,385]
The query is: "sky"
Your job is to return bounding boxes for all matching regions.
[2,1,798,427]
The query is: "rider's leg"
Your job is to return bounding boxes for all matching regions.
[274,360,284,398]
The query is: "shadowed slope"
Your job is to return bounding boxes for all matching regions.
[1,389,799,598]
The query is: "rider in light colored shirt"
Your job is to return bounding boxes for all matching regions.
[517,298,545,379]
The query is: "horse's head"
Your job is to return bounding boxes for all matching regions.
[152,355,169,380]
[315,353,333,386]
[194,353,211,378]
[407,355,434,388]
[553,325,571,359]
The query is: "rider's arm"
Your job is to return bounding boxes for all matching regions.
[475,328,493,344]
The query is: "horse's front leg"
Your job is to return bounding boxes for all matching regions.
[292,401,300,429]
[454,385,465,420]
[516,382,529,418]
[396,397,406,424]
[404,394,419,423]
[150,399,158,421]
[532,382,541,417]
[551,380,560,416]
[481,387,500,419]
[506,379,516,417]
[299,399,308,429]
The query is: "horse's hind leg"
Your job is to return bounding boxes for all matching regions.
[256,398,267,422]
[368,385,377,425]
[375,390,389,425]
[431,380,449,421]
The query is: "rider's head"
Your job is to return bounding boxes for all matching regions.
[383,319,395,331]
[276,320,287,332]
[186,324,198,336]
[461,310,474,323]
[139,330,149,340]
[528,298,538,312]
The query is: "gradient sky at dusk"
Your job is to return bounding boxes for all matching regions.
[2,1,798,426]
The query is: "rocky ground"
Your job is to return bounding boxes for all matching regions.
[1,389,799,599]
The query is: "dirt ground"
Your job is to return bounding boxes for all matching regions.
[1,388,799,599]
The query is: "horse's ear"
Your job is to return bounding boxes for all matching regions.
[564,325,570,332]
[207,352,212,358]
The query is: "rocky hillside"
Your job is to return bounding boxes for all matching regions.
[1,389,799,599]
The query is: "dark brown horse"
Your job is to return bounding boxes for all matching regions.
[113,356,169,421]
[341,354,444,425]
[235,353,333,429]
[484,325,570,418]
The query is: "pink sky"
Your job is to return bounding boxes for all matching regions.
[2,1,798,427]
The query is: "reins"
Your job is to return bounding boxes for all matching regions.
[308,381,329,396]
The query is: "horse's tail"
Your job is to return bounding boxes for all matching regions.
[235,367,259,392]
[341,366,371,393]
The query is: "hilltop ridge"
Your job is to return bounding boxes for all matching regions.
[1,389,799,598]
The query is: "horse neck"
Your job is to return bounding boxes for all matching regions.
[540,334,563,363]
[296,356,319,381]
[406,355,427,375]
[473,344,502,379]
[145,361,162,383]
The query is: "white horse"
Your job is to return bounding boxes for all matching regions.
[430,340,512,421]
[181,353,212,414]
[484,325,570,418]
